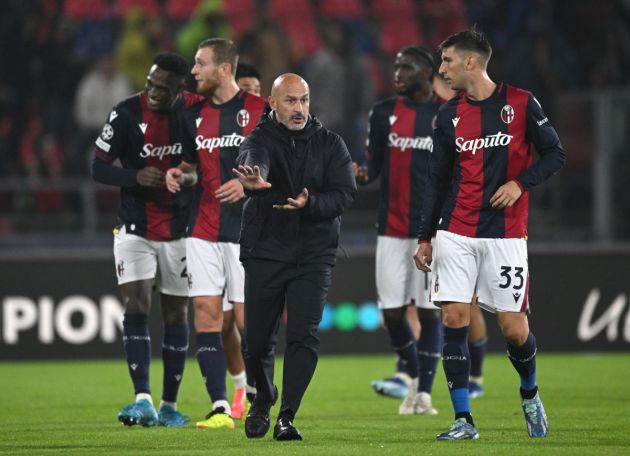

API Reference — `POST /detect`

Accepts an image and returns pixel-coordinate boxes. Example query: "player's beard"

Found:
[196,73,220,96]
[397,80,423,98]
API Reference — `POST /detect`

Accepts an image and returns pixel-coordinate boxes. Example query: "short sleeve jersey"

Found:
[182,90,267,243]
[94,91,203,241]
[365,94,443,238]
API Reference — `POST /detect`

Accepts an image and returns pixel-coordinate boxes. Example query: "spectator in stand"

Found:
[303,22,374,162]
[72,54,132,175]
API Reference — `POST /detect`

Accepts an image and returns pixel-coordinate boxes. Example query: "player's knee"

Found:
[164,307,187,325]
[193,298,222,322]
[502,328,528,347]
[442,309,467,328]
[499,318,529,346]
[123,296,151,316]
[161,297,188,325]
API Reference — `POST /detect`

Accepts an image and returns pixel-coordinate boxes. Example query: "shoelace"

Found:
[447,419,471,434]
[524,402,539,421]
[205,406,227,419]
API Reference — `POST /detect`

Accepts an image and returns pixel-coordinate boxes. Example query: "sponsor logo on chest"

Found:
[455,132,513,155]
[195,133,245,153]
[387,132,433,152]
[140,142,182,160]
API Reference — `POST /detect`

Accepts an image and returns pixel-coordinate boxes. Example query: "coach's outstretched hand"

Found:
[273,188,308,211]
[137,166,165,187]
[232,165,272,191]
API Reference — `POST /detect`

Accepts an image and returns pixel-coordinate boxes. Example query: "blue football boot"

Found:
[118,399,158,427]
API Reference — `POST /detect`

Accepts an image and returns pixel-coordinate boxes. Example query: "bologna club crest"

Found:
[236,109,250,127]
[501,105,515,124]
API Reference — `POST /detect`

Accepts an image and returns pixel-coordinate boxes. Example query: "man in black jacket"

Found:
[233,73,356,441]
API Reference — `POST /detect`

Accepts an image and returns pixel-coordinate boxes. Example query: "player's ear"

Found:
[220,62,232,77]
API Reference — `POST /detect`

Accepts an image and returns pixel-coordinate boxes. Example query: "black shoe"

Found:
[244,386,278,439]
[273,417,302,441]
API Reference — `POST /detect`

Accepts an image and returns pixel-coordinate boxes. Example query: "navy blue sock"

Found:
[122,313,151,395]
[162,323,189,403]
[196,332,227,403]
[468,337,487,378]
[388,321,419,379]
[443,326,471,417]
[507,332,537,396]
[417,316,442,394]
[395,356,406,374]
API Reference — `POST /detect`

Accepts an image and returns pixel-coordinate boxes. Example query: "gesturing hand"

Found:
[413,242,433,272]
[137,166,165,187]
[273,188,309,210]
[490,180,522,209]
[215,178,245,203]
[232,165,272,191]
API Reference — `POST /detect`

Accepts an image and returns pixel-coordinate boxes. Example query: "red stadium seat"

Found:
[371,0,416,18]
[63,0,109,20]
[320,0,364,19]
[114,0,159,18]
[269,0,315,23]
[378,19,423,56]
[421,0,469,47]
[366,55,389,97]
[224,0,255,37]
[165,0,201,22]
[282,19,321,55]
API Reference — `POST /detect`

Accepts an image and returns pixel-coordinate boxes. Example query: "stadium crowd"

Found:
[0,0,628,240]
[1,0,628,177]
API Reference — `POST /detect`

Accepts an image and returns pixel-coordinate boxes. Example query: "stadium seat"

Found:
[420,0,469,48]
[223,0,255,37]
[371,0,416,18]
[165,0,201,22]
[269,0,315,23]
[319,0,363,19]
[366,55,389,97]
[282,19,321,56]
[114,0,159,18]
[378,19,423,56]
[63,0,109,20]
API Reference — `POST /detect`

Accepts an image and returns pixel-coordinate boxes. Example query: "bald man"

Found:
[233,74,357,441]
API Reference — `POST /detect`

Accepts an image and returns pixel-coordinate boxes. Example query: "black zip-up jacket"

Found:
[236,113,357,265]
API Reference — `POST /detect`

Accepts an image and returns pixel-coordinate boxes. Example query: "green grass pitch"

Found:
[1,353,629,455]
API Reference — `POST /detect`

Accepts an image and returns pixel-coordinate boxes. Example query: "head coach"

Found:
[233,73,357,441]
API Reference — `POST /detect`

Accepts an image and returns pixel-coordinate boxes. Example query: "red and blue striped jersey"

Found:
[182,90,267,243]
[418,83,565,240]
[365,94,443,238]
[94,91,202,241]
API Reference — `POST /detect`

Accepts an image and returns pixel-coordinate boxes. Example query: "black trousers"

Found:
[243,258,332,417]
